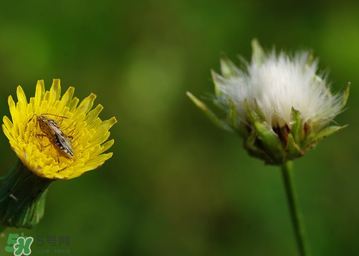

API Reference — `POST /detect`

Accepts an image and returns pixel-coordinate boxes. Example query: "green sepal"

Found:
[341,82,350,108]
[186,92,233,132]
[251,39,265,65]
[211,70,222,97]
[286,134,304,160]
[245,100,285,163]
[290,107,302,145]
[220,53,239,79]
[228,99,237,128]
[244,132,273,163]
[314,125,348,141]
[304,125,348,150]
[0,161,52,229]
[228,99,247,138]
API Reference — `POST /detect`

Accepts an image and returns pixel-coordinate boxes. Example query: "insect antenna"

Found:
[27,114,38,123]
[41,113,69,119]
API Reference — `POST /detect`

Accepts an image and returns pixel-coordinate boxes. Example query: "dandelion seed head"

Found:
[216,50,344,130]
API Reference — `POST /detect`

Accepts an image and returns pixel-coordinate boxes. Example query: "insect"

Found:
[28,114,74,159]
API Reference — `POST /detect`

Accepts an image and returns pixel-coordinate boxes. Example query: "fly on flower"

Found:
[28,113,75,160]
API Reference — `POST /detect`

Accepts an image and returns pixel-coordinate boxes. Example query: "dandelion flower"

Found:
[0,79,116,228]
[3,79,116,179]
[187,40,349,164]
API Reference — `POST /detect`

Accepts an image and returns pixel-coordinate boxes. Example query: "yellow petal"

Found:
[85,104,103,124]
[2,124,13,140]
[75,93,97,115]
[16,86,28,116]
[34,80,45,110]
[68,97,79,112]
[3,116,13,130]
[77,152,113,174]
[87,118,102,130]
[98,139,114,154]
[59,86,75,110]
[89,131,110,146]
[49,79,61,104]
[99,117,117,131]
[8,96,17,122]
[16,86,28,105]
[86,152,113,166]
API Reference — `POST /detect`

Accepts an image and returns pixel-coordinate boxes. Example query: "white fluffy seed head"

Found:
[215,50,345,130]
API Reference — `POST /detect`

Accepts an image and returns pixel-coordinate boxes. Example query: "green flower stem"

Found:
[281,161,311,256]
[0,161,52,229]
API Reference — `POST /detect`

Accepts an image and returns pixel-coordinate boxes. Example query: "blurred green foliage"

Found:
[0,0,358,255]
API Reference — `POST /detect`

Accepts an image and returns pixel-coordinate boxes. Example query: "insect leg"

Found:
[57,167,66,173]
[35,134,51,148]
[66,126,77,137]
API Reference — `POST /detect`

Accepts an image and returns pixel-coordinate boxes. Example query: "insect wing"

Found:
[55,133,74,157]
[47,119,62,133]
[47,119,74,157]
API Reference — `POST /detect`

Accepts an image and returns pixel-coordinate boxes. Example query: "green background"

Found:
[0,1,358,255]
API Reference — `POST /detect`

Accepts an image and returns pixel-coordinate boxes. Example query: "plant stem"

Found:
[281,161,311,256]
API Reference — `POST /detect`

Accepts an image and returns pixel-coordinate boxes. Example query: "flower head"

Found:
[2,79,117,179]
[187,40,349,164]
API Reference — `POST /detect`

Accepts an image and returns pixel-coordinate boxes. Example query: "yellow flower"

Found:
[2,79,117,179]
